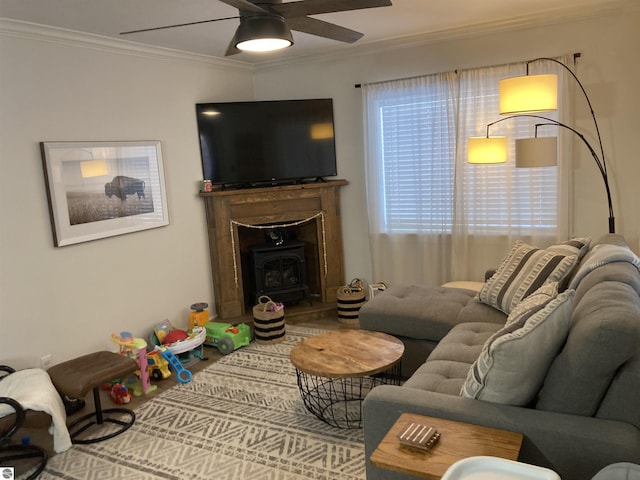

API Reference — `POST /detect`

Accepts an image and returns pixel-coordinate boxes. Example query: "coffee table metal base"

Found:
[295,364,401,429]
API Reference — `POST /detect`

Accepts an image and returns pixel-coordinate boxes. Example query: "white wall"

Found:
[253,6,640,281]
[0,25,255,368]
[2,6,639,369]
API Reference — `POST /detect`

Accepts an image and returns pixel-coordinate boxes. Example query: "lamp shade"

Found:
[515,137,558,168]
[467,137,507,164]
[233,15,293,52]
[499,74,558,114]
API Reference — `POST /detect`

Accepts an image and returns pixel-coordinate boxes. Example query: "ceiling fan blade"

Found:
[271,0,392,18]
[286,16,363,43]
[120,16,238,35]
[218,0,268,14]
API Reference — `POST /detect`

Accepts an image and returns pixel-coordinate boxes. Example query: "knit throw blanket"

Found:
[569,242,640,290]
[0,368,72,453]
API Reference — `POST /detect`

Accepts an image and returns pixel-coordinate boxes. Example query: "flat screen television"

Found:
[196,98,338,187]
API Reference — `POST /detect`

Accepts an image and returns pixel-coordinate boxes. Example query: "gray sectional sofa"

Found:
[360,234,640,480]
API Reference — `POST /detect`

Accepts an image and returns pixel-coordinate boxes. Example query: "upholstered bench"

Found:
[47,351,137,444]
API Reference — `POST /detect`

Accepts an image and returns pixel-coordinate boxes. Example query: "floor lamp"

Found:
[468,56,616,234]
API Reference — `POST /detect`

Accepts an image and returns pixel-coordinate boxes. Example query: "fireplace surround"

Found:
[201,180,347,320]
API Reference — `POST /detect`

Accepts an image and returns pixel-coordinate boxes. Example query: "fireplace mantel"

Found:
[201,180,348,320]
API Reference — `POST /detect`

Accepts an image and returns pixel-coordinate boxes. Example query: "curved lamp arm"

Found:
[534,122,614,233]
[486,114,615,233]
[526,57,607,173]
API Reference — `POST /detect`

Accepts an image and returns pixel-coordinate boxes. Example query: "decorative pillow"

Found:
[547,237,591,290]
[547,237,591,260]
[461,284,574,405]
[478,240,578,314]
[503,282,559,327]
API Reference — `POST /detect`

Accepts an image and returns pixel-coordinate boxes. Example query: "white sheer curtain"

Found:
[363,57,572,286]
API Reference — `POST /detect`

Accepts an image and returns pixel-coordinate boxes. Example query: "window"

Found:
[378,88,455,232]
[364,62,563,235]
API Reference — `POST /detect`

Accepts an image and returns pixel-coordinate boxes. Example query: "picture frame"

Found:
[40,140,169,247]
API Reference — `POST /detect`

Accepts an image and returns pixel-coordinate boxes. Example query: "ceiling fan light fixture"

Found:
[237,37,292,52]
[234,15,293,53]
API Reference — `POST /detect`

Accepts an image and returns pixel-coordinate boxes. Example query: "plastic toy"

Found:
[153,319,174,344]
[152,320,206,356]
[111,332,157,396]
[146,350,171,380]
[108,383,131,405]
[189,302,209,330]
[163,328,188,345]
[157,346,192,384]
[204,322,252,355]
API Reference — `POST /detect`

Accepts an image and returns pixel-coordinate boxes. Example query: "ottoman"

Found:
[47,351,137,444]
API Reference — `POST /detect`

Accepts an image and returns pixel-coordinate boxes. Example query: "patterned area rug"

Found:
[39,326,365,480]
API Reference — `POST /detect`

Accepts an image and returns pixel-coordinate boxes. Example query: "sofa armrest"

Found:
[363,385,640,480]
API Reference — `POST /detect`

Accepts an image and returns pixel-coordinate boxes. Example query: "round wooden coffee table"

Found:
[290,329,404,428]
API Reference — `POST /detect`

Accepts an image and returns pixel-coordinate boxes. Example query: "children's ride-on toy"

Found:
[204,322,251,355]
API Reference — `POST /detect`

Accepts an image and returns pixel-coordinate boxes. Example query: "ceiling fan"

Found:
[121,0,393,56]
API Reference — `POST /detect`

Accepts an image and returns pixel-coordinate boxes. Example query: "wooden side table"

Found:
[290,329,404,428]
[371,413,523,479]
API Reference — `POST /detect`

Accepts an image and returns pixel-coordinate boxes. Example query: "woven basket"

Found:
[252,295,286,344]
[337,279,367,325]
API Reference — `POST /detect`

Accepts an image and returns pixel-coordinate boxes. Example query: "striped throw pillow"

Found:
[548,237,591,259]
[548,237,591,290]
[461,284,574,405]
[478,240,578,314]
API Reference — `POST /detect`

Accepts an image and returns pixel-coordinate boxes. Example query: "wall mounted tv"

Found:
[196,98,338,188]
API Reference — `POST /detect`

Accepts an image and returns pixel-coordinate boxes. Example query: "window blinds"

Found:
[365,61,563,235]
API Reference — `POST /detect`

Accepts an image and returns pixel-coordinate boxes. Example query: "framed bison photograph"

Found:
[40,140,169,247]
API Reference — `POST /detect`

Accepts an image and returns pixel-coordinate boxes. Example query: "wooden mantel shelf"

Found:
[200,179,348,198]
[201,179,348,320]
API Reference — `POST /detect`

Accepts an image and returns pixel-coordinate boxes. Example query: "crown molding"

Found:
[251,0,640,70]
[0,18,254,71]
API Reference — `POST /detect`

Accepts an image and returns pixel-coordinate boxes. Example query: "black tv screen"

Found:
[196,98,337,187]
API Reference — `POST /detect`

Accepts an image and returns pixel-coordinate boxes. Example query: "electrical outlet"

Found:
[40,354,52,369]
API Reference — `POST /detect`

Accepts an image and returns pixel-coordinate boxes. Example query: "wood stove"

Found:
[250,241,310,305]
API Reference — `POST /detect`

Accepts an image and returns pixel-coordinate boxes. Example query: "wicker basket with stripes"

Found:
[252,295,286,344]
[337,278,367,325]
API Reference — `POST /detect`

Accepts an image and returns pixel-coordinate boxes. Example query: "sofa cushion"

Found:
[596,352,640,429]
[537,281,640,416]
[461,284,574,405]
[478,240,578,314]
[359,285,506,344]
[403,322,501,395]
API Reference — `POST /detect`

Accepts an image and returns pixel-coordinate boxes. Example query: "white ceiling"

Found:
[0,0,630,64]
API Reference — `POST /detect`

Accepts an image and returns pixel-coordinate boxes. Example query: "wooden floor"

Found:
[18,316,355,460]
